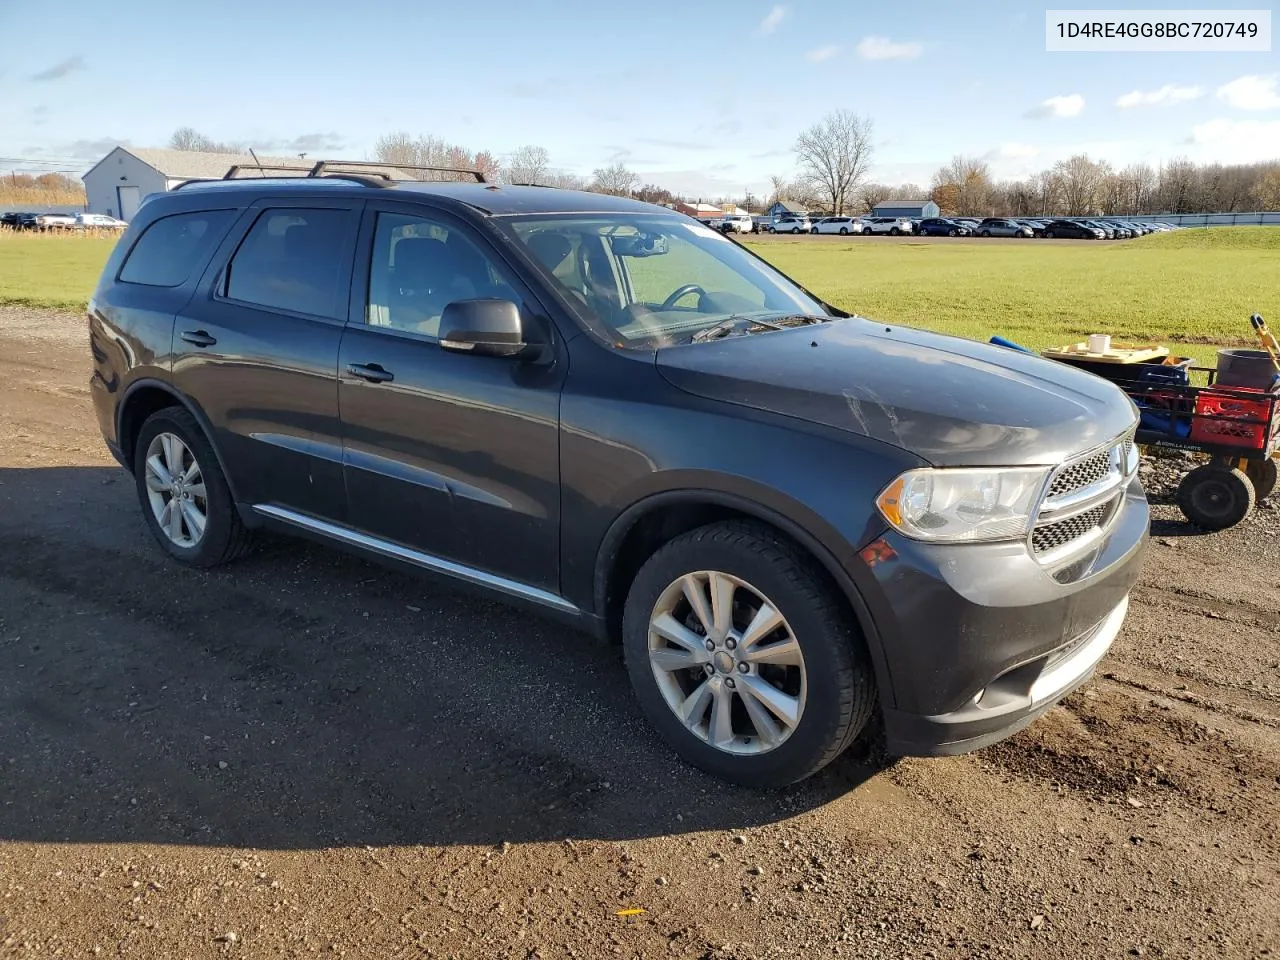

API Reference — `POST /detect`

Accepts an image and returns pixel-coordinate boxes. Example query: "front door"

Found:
[176,198,362,520]
[337,203,564,594]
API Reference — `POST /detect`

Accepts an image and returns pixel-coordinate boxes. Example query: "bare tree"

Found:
[168,127,242,154]
[373,132,486,180]
[857,183,894,213]
[1155,157,1198,213]
[793,110,874,215]
[931,155,994,216]
[1255,168,1280,211]
[544,171,590,191]
[589,162,638,196]
[504,145,551,185]
[1053,155,1112,215]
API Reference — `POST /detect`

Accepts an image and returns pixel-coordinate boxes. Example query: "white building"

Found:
[83,147,300,220]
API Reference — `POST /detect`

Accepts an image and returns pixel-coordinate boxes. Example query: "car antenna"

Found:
[248,148,266,177]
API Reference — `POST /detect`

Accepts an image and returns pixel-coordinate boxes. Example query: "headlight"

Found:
[876,467,1051,543]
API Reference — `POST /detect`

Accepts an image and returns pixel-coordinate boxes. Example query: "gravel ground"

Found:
[1,305,1277,959]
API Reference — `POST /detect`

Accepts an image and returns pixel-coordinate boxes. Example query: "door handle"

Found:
[347,362,395,384]
[180,330,217,347]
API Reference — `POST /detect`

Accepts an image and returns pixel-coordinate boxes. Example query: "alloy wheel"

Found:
[143,432,208,548]
[647,570,806,755]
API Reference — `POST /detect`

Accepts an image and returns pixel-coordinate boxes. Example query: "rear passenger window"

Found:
[118,210,235,287]
[224,208,353,319]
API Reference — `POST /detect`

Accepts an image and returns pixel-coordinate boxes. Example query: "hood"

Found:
[655,319,1137,467]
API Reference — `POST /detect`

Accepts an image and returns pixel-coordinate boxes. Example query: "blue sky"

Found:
[1,0,1277,197]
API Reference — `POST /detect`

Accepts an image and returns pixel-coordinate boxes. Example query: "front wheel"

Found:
[791,227,801,234]
[1176,464,1255,531]
[1045,230,1055,238]
[839,227,848,235]
[810,227,819,234]
[980,230,991,237]
[948,228,958,237]
[133,407,253,567]
[889,227,901,235]
[622,521,876,787]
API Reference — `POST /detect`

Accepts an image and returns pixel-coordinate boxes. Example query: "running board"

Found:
[251,504,579,615]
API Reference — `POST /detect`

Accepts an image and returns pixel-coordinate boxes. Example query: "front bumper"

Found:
[865,478,1149,756]
[883,595,1128,754]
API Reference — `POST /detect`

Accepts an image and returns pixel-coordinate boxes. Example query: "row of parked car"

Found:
[0,211,129,232]
[757,213,1180,239]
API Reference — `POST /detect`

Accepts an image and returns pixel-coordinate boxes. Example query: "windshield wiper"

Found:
[688,315,785,343]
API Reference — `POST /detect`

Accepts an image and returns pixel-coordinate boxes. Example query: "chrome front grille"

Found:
[1031,502,1114,554]
[1048,448,1111,497]
[1030,432,1135,562]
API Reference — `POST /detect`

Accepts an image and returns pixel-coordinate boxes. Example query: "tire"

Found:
[622,520,876,787]
[810,227,819,234]
[980,230,991,237]
[1045,230,1055,239]
[948,229,958,237]
[791,227,801,234]
[1245,458,1278,501]
[132,407,253,567]
[839,227,848,235]
[889,227,900,235]
[1176,464,1255,531]
[768,227,776,234]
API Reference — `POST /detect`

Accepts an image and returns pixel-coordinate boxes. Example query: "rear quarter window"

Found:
[118,210,237,287]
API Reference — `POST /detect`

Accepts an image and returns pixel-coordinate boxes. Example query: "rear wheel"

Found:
[1176,464,1255,531]
[133,407,252,567]
[622,521,876,787]
[839,227,848,235]
[1245,458,1278,501]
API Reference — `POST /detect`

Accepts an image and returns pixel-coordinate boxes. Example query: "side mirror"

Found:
[438,299,531,358]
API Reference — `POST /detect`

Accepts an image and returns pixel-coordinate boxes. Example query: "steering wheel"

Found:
[660,284,708,310]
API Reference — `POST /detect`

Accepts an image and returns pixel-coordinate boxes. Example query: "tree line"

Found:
[164,124,1280,216]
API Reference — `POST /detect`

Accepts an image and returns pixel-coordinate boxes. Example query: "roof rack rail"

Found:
[223,163,392,188]
[309,160,488,183]
[170,158,489,193]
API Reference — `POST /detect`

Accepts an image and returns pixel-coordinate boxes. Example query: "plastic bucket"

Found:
[1216,349,1278,389]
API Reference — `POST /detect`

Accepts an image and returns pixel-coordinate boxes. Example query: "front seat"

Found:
[389,237,477,335]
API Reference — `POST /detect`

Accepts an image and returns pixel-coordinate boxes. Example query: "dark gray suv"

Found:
[88,166,1149,787]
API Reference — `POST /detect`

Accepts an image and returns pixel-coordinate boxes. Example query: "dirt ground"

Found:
[1,305,1276,960]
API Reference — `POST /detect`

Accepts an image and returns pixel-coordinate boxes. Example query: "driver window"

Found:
[367,212,517,337]
[624,231,767,311]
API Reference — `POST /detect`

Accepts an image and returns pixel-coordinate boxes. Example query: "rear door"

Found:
[336,201,565,593]
[175,197,362,519]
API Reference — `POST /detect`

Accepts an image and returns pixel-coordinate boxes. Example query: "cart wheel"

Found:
[1244,458,1278,501]
[1176,464,1256,530]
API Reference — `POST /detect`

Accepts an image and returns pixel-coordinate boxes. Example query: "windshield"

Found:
[501,214,828,348]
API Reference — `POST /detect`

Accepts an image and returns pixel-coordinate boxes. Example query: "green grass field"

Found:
[742,228,1280,367]
[2,227,1277,366]
[0,232,118,311]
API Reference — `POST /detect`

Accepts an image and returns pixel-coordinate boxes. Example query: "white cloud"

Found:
[1216,74,1280,111]
[855,36,923,61]
[1189,117,1280,162]
[758,4,788,34]
[1115,84,1204,108]
[1024,94,1085,119]
[805,45,841,63]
